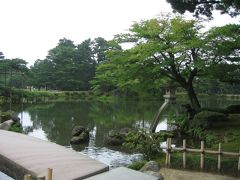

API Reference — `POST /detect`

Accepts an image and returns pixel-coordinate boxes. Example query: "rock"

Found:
[70,126,90,144]
[140,161,164,179]
[11,115,20,123]
[72,126,86,136]
[140,161,160,172]
[104,135,124,146]
[0,120,14,130]
[104,129,128,146]
[70,131,89,144]
[119,128,131,136]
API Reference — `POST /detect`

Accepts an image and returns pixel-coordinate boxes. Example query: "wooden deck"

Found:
[0,130,109,180]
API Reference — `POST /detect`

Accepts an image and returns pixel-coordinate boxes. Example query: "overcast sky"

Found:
[0,0,239,66]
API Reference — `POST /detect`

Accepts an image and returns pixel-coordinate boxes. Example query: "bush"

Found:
[0,112,12,123]
[123,131,164,159]
[9,123,22,133]
[191,111,228,129]
[226,105,240,114]
[128,160,147,170]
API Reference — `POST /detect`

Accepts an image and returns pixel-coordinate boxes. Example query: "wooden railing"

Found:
[162,138,240,172]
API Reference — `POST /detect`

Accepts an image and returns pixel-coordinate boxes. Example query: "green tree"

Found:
[29,37,111,91]
[28,59,54,90]
[167,0,240,18]
[94,16,240,111]
[0,52,4,60]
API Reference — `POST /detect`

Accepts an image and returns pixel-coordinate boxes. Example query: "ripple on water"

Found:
[80,146,143,169]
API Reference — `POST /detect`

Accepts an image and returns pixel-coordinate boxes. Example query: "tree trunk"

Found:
[186,83,201,112]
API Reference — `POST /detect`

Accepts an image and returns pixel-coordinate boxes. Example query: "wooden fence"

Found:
[162,138,240,172]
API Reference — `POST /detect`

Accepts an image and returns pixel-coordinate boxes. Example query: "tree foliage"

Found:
[28,37,118,91]
[93,15,240,111]
[167,0,240,18]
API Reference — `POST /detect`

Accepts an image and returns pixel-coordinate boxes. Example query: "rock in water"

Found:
[104,128,132,146]
[72,126,86,136]
[70,126,90,144]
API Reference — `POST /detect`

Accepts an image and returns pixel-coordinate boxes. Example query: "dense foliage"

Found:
[93,15,240,111]
[167,0,240,18]
[28,37,120,91]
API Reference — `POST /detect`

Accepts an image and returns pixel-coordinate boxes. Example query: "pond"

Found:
[15,99,162,168]
[0,95,239,179]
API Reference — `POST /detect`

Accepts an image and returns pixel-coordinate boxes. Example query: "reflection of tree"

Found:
[9,97,240,149]
[25,101,95,146]
[89,100,160,146]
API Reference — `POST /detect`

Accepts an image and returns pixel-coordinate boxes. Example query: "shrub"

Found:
[128,160,147,170]
[191,111,228,129]
[226,105,240,114]
[0,112,12,123]
[9,123,22,133]
[123,131,164,160]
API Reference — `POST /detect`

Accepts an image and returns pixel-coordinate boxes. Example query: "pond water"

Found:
[0,96,239,179]
[15,99,163,168]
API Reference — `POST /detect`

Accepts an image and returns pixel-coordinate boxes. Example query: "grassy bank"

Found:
[0,89,95,104]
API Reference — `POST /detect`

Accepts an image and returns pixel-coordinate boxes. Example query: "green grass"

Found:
[209,114,240,152]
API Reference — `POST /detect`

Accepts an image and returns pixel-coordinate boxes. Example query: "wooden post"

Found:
[48,168,53,180]
[238,149,240,171]
[168,138,172,167]
[218,143,221,172]
[165,138,169,166]
[200,141,204,171]
[183,139,186,168]
[24,174,31,180]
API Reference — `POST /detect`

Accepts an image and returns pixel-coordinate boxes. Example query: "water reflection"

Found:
[9,97,238,168]
[14,100,161,167]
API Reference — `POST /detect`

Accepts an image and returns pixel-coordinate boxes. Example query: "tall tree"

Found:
[94,16,240,111]
[28,59,54,90]
[0,52,4,60]
[167,0,240,18]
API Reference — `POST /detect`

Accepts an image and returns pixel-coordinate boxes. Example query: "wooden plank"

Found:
[186,148,202,153]
[24,174,31,180]
[165,138,169,166]
[200,141,204,170]
[222,151,239,156]
[218,143,221,172]
[168,138,172,167]
[238,149,240,171]
[183,139,186,169]
[204,150,219,155]
[48,168,53,180]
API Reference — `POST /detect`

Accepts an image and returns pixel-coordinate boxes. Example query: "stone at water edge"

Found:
[11,115,20,124]
[104,128,133,146]
[72,126,86,136]
[0,120,14,130]
[70,132,90,144]
[140,161,160,172]
[140,161,164,179]
[70,126,90,144]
